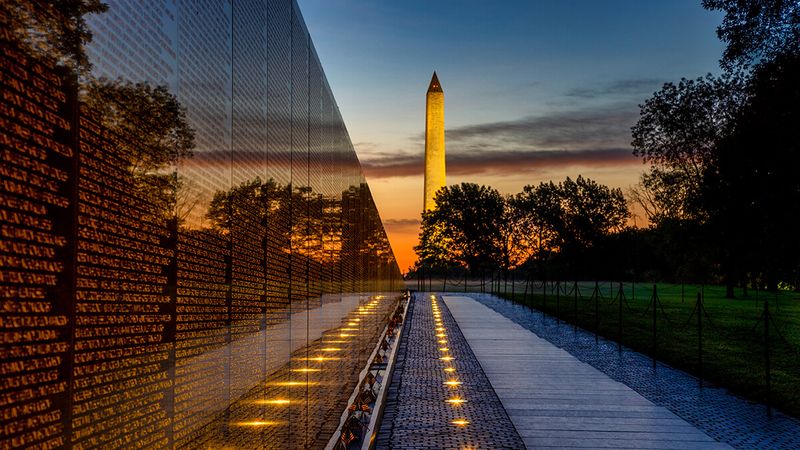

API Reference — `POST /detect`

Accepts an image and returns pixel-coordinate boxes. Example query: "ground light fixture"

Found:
[431,295,471,427]
[255,399,292,405]
[271,381,318,387]
[234,421,282,427]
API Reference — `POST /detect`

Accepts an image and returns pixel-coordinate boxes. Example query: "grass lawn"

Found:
[490,281,800,419]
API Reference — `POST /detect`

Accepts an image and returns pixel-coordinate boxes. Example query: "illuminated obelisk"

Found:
[424,71,445,212]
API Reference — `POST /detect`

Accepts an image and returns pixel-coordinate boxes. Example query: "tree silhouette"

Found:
[703,52,800,293]
[703,0,800,70]
[631,74,746,224]
[514,176,629,256]
[416,183,508,273]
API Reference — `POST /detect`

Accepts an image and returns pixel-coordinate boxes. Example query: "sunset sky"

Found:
[300,0,726,271]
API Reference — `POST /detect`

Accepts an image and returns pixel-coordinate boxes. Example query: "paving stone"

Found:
[375,293,525,449]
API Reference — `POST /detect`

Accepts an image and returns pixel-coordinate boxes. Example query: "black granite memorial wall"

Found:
[0,1,402,448]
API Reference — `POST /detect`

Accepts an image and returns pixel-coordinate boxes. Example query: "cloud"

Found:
[361,147,639,179]
[445,105,638,150]
[563,78,664,100]
[382,218,420,232]
[361,104,643,179]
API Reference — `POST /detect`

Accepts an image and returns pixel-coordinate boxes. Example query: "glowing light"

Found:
[347,322,358,326]
[271,381,317,387]
[339,333,353,338]
[341,328,358,331]
[439,347,449,352]
[321,347,341,352]
[444,367,456,373]
[234,420,280,427]
[436,333,446,338]
[440,356,454,361]
[255,399,292,405]
[443,380,462,386]
[291,368,320,373]
[446,398,467,404]
[299,356,340,362]
[451,419,469,426]
[435,327,445,332]
[438,340,448,344]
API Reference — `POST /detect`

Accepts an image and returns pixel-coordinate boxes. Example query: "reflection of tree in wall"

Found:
[82,79,196,222]
[204,178,396,292]
[206,179,341,263]
[4,0,197,222]
[1,0,108,74]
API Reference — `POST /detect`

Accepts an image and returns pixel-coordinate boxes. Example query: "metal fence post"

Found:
[697,292,703,388]
[594,281,599,344]
[765,301,772,417]
[652,284,657,369]
[573,281,578,332]
[618,282,623,353]
[542,278,547,313]
[556,281,560,325]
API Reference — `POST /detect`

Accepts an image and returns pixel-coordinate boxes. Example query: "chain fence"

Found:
[406,270,800,418]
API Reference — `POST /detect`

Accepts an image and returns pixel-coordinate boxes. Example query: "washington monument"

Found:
[423,71,445,212]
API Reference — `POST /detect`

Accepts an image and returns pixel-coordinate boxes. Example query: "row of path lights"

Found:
[431,295,469,427]
[234,297,383,431]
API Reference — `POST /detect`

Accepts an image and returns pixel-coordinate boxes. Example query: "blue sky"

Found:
[298,0,727,269]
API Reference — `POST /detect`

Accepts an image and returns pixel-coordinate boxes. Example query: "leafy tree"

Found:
[630,74,746,223]
[703,52,800,292]
[415,183,508,273]
[703,0,800,69]
[515,176,629,255]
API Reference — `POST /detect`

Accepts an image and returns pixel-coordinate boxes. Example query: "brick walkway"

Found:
[375,293,524,449]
